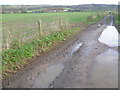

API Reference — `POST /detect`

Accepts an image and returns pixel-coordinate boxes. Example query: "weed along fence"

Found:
[2,18,70,51]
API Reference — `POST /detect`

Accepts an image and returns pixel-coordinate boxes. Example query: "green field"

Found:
[2,12,98,23]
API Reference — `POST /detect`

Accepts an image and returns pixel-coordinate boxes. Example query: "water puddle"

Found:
[71,43,83,53]
[87,49,118,88]
[33,63,64,88]
[98,26,120,47]
[69,43,83,55]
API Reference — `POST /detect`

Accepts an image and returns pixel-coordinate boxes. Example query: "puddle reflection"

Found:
[87,49,118,88]
[33,63,64,88]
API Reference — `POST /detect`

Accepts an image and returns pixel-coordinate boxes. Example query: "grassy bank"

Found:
[115,14,120,25]
[114,13,120,32]
[2,27,80,78]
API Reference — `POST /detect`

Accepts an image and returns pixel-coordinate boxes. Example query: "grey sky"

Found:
[1,0,119,5]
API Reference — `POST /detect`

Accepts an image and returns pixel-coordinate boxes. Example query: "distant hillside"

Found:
[1,4,118,13]
[70,4,118,11]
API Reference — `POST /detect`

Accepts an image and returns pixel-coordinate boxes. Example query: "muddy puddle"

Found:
[33,63,64,88]
[68,42,83,56]
[71,43,83,54]
[32,42,83,88]
[87,49,118,88]
[98,26,120,47]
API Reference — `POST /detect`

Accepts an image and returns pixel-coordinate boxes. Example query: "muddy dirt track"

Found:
[2,16,119,88]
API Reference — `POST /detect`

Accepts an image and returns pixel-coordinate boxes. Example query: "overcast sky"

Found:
[1,0,119,5]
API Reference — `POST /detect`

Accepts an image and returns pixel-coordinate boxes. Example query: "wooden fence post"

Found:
[59,18,63,30]
[6,26,12,49]
[38,20,43,37]
[6,32,10,49]
[6,37,9,49]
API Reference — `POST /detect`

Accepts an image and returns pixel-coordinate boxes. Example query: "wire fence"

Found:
[2,18,70,51]
[2,13,105,51]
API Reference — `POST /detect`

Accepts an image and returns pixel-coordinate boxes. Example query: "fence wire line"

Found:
[2,19,70,50]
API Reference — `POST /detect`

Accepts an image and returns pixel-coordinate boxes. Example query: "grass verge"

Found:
[2,27,80,78]
[114,14,120,32]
